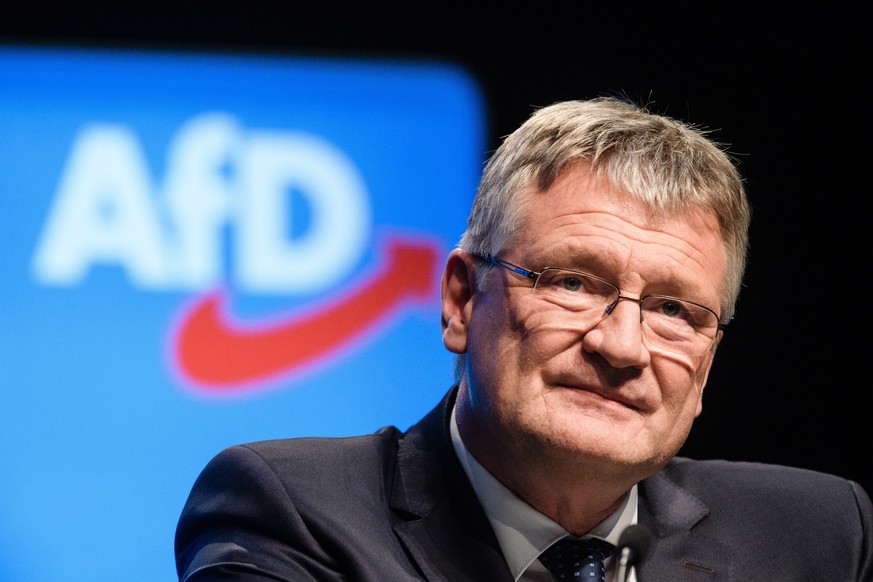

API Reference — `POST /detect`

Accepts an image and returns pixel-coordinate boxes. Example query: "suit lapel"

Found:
[637,467,736,580]
[389,387,514,582]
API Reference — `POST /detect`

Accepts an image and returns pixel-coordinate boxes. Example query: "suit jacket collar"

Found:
[637,467,734,579]
[390,386,514,581]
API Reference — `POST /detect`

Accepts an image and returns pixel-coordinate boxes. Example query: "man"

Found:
[175,97,872,581]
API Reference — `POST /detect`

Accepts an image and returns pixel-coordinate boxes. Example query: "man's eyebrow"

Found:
[551,249,615,272]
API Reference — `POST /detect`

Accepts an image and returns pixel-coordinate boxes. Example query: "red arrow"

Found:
[171,235,442,389]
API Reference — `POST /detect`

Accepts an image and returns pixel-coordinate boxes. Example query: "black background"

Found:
[4,4,870,493]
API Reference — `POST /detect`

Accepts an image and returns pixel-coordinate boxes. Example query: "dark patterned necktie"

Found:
[538,536,615,581]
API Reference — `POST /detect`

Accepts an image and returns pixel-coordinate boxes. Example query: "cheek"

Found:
[465,297,564,407]
[651,353,707,415]
[513,301,587,351]
[470,293,543,357]
[465,294,519,383]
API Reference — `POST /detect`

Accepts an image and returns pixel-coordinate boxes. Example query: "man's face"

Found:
[442,164,726,482]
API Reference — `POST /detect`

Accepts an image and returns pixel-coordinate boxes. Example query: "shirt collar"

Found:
[450,406,638,581]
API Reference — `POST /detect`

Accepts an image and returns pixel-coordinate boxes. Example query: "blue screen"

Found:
[0,44,486,581]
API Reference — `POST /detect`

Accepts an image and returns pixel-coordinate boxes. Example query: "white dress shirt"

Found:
[450,408,639,582]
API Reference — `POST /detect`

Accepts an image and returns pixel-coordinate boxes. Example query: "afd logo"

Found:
[31,113,442,392]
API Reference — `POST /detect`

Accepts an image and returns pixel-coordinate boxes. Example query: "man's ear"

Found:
[441,249,475,355]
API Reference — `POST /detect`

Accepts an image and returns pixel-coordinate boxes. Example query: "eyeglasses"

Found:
[475,255,726,357]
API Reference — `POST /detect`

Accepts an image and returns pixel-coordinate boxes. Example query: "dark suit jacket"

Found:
[175,387,873,581]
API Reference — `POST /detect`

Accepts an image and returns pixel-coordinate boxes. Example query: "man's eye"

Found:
[660,300,685,318]
[561,277,584,292]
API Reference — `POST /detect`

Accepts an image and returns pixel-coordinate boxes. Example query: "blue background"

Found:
[0,45,486,581]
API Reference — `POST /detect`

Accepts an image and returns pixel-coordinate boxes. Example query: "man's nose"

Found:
[581,298,650,368]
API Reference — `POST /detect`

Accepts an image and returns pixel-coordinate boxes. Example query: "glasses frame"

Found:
[474,254,727,342]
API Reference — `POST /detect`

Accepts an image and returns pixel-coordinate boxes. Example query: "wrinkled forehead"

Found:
[515,165,727,289]
[519,163,719,231]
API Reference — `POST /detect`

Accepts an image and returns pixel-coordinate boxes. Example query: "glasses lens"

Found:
[533,268,618,314]
[640,296,719,356]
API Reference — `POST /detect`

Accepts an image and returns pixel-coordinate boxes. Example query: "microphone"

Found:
[615,524,651,582]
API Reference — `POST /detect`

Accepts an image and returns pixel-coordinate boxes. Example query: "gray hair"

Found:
[455,97,751,378]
